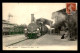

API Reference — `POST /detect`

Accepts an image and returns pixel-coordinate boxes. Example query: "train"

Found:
[24,22,41,39]
[24,22,48,39]
[24,14,48,39]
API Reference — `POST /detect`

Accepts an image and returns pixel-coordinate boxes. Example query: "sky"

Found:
[2,3,66,25]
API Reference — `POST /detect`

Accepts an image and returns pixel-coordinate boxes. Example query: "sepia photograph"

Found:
[2,3,78,50]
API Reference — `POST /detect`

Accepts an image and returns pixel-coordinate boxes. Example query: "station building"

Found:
[2,20,16,35]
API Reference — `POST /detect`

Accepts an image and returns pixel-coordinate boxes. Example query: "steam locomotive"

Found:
[24,22,48,39]
[24,22,41,39]
[24,14,48,39]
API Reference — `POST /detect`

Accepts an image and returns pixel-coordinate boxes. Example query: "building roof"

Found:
[55,8,77,15]
[57,8,66,12]
[2,20,17,26]
[56,8,67,15]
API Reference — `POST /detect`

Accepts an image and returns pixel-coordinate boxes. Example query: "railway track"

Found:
[6,38,27,46]
[6,36,44,46]
[3,34,45,47]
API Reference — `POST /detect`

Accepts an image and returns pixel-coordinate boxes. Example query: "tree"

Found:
[36,18,53,26]
[66,11,78,40]
[53,20,66,34]
[52,8,78,40]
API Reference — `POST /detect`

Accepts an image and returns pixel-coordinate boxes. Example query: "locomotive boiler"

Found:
[25,22,41,39]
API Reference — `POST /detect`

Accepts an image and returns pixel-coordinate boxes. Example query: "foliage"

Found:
[53,11,78,39]
[66,12,78,39]
[9,24,27,35]
[36,18,53,26]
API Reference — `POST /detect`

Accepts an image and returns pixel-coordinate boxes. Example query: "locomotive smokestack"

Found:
[31,14,35,23]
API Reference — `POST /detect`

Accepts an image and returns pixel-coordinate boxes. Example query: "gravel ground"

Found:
[2,34,77,50]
